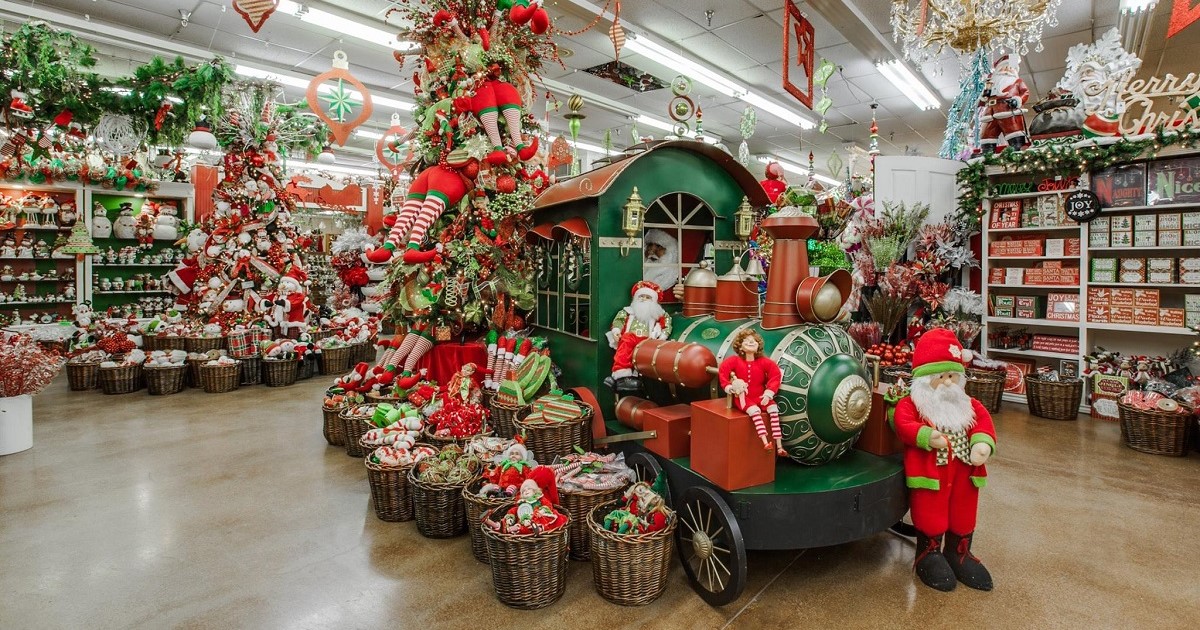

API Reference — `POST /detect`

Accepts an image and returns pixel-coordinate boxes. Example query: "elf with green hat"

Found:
[891,328,998,592]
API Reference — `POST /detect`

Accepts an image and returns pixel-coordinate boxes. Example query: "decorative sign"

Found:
[989,200,1021,229]
[1168,0,1200,38]
[782,0,815,110]
[306,51,374,147]
[1147,156,1200,205]
[232,0,279,33]
[1120,72,1200,135]
[1065,190,1101,223]
[1037,176,1080,192]
[1091,164,1146,207]
[990,181,1036,196]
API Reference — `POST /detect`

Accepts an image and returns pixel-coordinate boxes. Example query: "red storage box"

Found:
[643,404,692,459]
[689,399,775,492]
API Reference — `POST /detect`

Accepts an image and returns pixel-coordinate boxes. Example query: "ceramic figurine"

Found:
[33,240,49,258]
[19,194,41,226]
[112,277,125,291]
[92,203,113,239]
[113,203,137,239]
[16,235,34,258]
[153,203,179,241]
[0,236,15,258]
[58,201,77,227]
[64,285,75,300]
[99,277,112,291]
[39,197,58,228]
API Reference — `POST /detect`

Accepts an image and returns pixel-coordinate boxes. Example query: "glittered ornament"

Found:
[306,51,374,146]
[232,0,279,33]
[375,112,413,173]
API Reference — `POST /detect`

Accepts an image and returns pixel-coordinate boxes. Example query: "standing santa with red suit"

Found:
[605,281,671,391]
[891,328,997,592]
[978,54,1031,153]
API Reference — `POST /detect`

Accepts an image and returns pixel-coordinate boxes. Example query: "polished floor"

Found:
[2,375,1198,629]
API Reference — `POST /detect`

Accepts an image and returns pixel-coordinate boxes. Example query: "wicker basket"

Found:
[1118,401,1193,457]
[66,361,100,391]
[513,406,593,462]
[239,356,262,385]
[184,336,225,354]
[340,411,374,458]
[199,362,240,394]
[966,368,1005,413]
[409,469,471,538]
[144,364,187,396]
[322,404,346,446]
[422,425,492,449]
[157,336,187,352]
[262,358,298,387]
[298,355,317,380]
[463,478,511,564]
[880,366,913,385]
[365,457,419,522]
[1024,376,1083,421]
[353,342,375,364]
[366,391,403,405]
[186,357,206,388]
[98,364,143,395]
[489,398,528,440]
[561,484,628,561]
[587,501,677,606]
[319,346,353,375]
[481,503,570,609]
[141,335,167,352]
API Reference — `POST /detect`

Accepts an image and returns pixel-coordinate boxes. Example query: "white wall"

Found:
[873,155,965,223]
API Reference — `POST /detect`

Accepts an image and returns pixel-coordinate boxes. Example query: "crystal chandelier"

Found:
[890,0,1063,65]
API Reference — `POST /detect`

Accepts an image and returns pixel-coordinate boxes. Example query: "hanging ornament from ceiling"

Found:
[548,135,573,172]
[376,113,413,173]
[232,0,280,34]
[306,51,374,147]
[827,151,844,185]
[813,59,835,134]
[868,103,880,171]
[608,1,625,61]
[94,114,145,155]
[738,106,756,165]
[563,94,587,175]
[667,75,695,137]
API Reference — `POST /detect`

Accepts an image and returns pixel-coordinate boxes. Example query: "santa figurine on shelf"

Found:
[978,54,1031,153]
[759,161,787,204]
[718,329,786,457]
[605,281,671,392]
[891,328,997,593]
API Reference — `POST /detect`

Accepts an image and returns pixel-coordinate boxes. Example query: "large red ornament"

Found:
[306,51,374,147]
[496,175,517,194]
[232,0,279,33]
[375,113,414,173]
[782,0,815,110]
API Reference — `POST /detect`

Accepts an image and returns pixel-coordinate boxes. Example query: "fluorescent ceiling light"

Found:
[1119,0,1157,11]
[233,64,414,112]
[875,60,940,111]
[275,1,416,52]
[741,92,813,129]
[755,155,840,186]
[355,129,385,140]
[636,115,675,133]
[287,159,381,177]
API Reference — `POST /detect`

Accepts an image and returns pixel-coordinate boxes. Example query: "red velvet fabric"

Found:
[416,341,488,386]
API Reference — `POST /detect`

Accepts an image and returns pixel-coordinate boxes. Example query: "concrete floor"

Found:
[2,375,1198,630]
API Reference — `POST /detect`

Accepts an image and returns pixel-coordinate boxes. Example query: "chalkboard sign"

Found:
[1065,190,1100,222]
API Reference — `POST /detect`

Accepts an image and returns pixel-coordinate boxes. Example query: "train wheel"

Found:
[676,486,747,606]
[626,451,671,507]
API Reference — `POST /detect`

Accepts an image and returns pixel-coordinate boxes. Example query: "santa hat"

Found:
[993,54,1019,73]
[911,328,967,379]
[631,280,661,301]
[167,263,198,294]
[765,161,785,180]
[526,466,560,505]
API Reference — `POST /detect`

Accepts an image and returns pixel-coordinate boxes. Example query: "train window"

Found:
[533,240,560,330]
[561,236,590,339]
[642,192,715,302]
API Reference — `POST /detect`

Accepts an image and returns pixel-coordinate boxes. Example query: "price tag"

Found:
[1065,190,1101,223]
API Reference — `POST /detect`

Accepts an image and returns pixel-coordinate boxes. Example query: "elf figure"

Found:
[978,54,1031,153]
[605,281,671,391]
[446,362,483,405]
[364,163,474,265]
[891,328,997,592]
[718,329,786,457]
[487,468,567,535]
[481,441,539,494]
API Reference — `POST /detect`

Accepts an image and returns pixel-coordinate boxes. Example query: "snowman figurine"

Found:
[16,235,34,258]
[153,203,179,241]
[0,236,15,258]
[92,202,113,239]
[113,202,137,239]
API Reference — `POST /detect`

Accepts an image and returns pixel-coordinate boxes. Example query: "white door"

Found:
[873,155,965,223]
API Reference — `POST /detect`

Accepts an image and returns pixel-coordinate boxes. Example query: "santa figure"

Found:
[978,54,1031,153]
[892,328,997,592]
[605,281,671,391]
[759,161,788,204]
[642,229,680,295]
[267,267,309,339]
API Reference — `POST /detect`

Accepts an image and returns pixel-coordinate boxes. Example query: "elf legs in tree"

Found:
[471,79,538,166]
[364,165,472,264]
[507,0,550,34]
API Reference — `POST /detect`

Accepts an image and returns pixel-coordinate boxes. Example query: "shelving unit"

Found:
[0,182,85,325]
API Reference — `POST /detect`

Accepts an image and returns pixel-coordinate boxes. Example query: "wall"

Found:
[873,155,965,223]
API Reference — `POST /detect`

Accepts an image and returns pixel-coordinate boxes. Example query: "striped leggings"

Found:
[746,403,781,441]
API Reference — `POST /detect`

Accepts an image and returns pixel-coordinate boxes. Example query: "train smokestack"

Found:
[760,209,819,329]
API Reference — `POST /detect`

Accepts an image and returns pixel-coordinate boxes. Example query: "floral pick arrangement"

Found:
[0,332,64,397]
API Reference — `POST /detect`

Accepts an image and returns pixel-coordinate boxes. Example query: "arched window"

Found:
[642,192,715,301]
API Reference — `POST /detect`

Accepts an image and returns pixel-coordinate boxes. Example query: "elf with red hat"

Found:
[604,281,671,392]
[891,328,997,592]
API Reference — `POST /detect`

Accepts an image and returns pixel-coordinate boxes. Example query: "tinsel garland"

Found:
[939,51,990,160]
[955,125,1200,231]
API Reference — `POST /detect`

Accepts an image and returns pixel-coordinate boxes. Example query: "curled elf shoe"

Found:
[517,136,539,161]
[914,533,957,592]
[945,532,993,591]
[401,244,441,265]
[363,244,395,264]
[486,149,510,166]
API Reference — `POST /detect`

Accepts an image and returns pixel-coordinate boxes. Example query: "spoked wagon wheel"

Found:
[626,451,671,507]
[676,486,747,606]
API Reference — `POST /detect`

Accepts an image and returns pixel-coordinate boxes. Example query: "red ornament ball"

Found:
[495,175,516,194]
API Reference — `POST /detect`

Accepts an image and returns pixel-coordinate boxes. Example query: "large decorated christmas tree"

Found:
[365,0,553,369]
[165,81,326,333]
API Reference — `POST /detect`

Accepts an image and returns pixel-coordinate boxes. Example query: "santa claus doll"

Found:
[266,267,309,339]
[759,161,788,204]
[605,281,671,392]
[718,329,787,457]
[892,328,997,592]
[978,54,1031,153]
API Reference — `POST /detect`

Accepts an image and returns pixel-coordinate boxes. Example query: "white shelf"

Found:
[990,187,1084,200]
[1086,282,1199,288]
[0,300,73,307]
[1098,204,1200,212]
[94,263,174,268]
[1086,322,1195,335]
[0,225,69,231]
[988,225,1080,233]
[988,347,1078,360]
[989,283,1079,290]
[0,278,71,283]
[987,316,1081,329]
[92,290,171,295]
[1089,246,1200,252]
[989,255,1080,261]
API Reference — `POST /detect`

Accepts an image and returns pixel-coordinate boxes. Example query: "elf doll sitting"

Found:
[479,441,539,498]
[718,329,786,456]
[892,328,997,592]
[604,479,670,534]
[486,468,567,535]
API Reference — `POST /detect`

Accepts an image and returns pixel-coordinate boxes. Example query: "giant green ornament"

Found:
[673,316,871,465]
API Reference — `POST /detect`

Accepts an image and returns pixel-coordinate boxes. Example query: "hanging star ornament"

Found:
[306,51,373,146]
[322,80,361,123]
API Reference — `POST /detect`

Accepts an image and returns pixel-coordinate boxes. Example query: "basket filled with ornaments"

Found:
[198,356,240,394]
[359,403,425,460]
[261,339,300,387]
[588,477,676,606]
[1118,389,1196,457]
[548,451,636,562]
[408,443,483,539]
[321,388,362,447]
[965,356,1008,413]
[465,439,540,564]
[98,350,146,395]
[480,468,572,610]
[66,349,107,391]
[143,350,188,396]
[184,323,227,354]
[361,405,437,522]
[339,403,381,459]
[1024,366,1084,421]
[317,337,354,375]
[514,390,594,462]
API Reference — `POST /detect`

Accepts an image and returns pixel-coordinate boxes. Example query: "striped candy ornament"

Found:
[232,0,280,33]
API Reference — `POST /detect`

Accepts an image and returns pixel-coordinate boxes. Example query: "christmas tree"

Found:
[365,0,552,371]
[165,81,326,334]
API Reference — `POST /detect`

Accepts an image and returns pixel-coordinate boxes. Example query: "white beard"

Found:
[630,300,665,329]
[992,70,1018,92]
[910,374,976,433]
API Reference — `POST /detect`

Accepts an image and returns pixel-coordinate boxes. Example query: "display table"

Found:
[415,341,487,385]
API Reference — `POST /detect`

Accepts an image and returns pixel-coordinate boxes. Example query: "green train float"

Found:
[530,140,906,606]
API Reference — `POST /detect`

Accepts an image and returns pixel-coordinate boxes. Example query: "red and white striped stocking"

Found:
[380,197,424,252]
[502,108,523,146]
[480,111,503,148]
[405,196,447,248]
[766,404,781,440]
[403,335,434,372]
[391,332,420,368]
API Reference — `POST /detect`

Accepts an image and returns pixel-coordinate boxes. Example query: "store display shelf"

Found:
[1098,204,1200,212]
[986,316,1080,329]
[988,255,1080,261]
[988,283,1079,290]
[1086,282,1198,288]
[990,188,1083,200]
[1086,322,1195,335]
[92,290,171,295]
[0,225,70,231]
[94,263,174,268]
[1088,246,1200,252]
[0,257,73,261]
[0,278,72,283]
[0,300,73,307]
[987,347,1078,360]
[989,225,1080,233]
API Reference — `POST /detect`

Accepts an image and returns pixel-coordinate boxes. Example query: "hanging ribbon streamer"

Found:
[738,106,756,165]
[609,1,625,62]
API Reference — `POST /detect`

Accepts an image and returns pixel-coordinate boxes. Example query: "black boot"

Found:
[914,532,957,592]
[945,532,993,591]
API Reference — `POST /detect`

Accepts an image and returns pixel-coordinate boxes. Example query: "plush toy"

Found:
[978,54,1030,153]
[504,0,550,34]
[718,329,786,456]
[363,163,473,264]
[486,467,567,535]
[605,281,671,391]
[480,441,538,494]
[891,329,996,592]
[759,161,787,204]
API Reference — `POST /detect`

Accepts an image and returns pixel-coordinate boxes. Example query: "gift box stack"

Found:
[991,295,1044,319]
[1088,212,1200,248]
[989,236,1044,257]
[1025,260,1081,286]
[1085,288,1187,327]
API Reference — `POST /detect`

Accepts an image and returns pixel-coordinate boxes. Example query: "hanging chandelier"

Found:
[890,0,1063,65]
